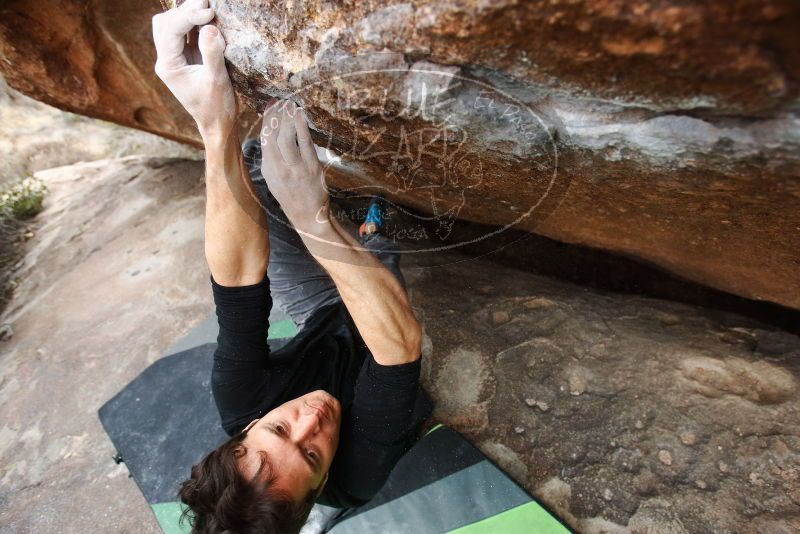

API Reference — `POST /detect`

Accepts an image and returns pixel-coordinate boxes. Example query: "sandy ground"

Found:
[0,157,207,533]
[0,83,204,533]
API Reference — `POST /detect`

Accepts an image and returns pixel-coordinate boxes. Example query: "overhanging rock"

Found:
[1,0,798,308]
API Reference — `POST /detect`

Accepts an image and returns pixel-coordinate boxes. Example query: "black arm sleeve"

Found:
[210,272,274,435]
[322,356,425,506]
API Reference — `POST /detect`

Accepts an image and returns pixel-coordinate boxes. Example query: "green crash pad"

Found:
[99,312,571,533]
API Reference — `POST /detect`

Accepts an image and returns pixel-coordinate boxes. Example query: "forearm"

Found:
[202,127,269,287]
[152,1,266,283]
[251,99,421,361]
[299,215,422,366]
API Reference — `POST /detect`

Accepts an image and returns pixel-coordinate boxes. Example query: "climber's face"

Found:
[238,390,341,501]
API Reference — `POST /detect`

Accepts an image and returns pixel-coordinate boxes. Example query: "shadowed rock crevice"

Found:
[331,196,800,335]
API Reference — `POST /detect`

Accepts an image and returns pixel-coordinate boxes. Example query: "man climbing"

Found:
[152,0,432,532]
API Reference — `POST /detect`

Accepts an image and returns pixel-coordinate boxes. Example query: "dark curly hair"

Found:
[178,430,316,533]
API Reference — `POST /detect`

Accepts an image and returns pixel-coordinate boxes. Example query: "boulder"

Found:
[0,0,798,308]
[0,0,198,145]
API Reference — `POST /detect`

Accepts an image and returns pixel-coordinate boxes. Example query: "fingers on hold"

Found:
[265,100,285,130]
[277,102,302,164]
[260,102,283,162]
[295,108,319,165]
[162,1,212,37]
[188,8,215,27]
[151,12,171,37]
[198,24,225,65]
[279,101,298,136]
[199,23,221,40]
[180,0,208,10]
[260,103,281,141]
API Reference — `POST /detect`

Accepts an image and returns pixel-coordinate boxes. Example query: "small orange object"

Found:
[359,222,378,237]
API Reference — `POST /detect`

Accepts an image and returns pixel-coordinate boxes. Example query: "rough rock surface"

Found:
[0,1,199,146]
[1,0,799,310]
[0,1,258,148]
[214,0,800,312]
[1,153,798,533]
[411,258,800,533]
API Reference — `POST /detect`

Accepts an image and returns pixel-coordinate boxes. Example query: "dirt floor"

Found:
[0,78,199,190]
[0,84,203,533]
[0,89,798,533]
